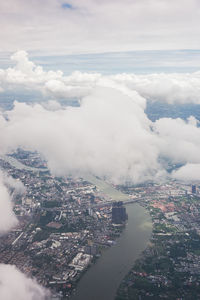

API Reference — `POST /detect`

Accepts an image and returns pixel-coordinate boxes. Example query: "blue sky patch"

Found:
[62,3,74,10]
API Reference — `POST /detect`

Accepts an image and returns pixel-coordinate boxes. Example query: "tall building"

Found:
[192,185,197,194]
[84,244,98,256]
[112,201,127,224]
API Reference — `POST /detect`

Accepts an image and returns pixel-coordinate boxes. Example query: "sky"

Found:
[1,0,200,58]
[1,0,200,73]
[1,50,200,75]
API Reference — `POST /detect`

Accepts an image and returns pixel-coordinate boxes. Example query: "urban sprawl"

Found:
[1,149,200,299]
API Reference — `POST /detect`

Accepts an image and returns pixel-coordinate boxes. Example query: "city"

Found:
[1,149,200,299]
[0,150,128,298]
[116,183,200,299]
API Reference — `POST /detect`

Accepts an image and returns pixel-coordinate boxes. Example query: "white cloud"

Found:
[1,51,200,186]
[154,117,200,165]
[1,51,200,184]
[0,86,164,184]
[41,99,62,111]
[0,172,18,234]
[0,50,63,89]
[3,174,26,195]
[2,51,200,105]
[0,51,100,100]
[0,264,49,300]
[172,164,200,182]
[44,79,92,99]
[110,72,200,104]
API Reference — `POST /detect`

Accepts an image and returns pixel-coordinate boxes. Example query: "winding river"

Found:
[71,177,152,300]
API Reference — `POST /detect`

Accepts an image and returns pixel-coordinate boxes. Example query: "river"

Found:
[71,178,152,300]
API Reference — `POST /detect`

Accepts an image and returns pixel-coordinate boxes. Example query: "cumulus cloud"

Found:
[41,100,63,111]
[172,163,200,182]
[44,78,92,99]
[0,86,163,184]
[0,51,63,95]
[1,51,200,183]
[1,51,200,105]
[110,72,200,104]
[11,52,62,83]
[0,172,18,234]
[153,116,200,165]
[0,264,49,300]
[0,51,100,100]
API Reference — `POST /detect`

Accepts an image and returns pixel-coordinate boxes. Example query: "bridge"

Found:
[91,198,139,208]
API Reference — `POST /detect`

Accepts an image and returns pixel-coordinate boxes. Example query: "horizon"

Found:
[1,49,200,74]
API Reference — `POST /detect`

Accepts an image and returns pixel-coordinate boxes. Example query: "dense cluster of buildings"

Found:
[116,181,200,299]
[0,150,125,298]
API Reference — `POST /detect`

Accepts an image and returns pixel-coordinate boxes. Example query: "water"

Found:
[2,155,47,172]
[71,203,152,300]
[84,175,129,201]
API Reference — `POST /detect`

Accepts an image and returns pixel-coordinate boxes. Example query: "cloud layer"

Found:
[1,83,200,184]
[1,0,200,54]
[111,72,200,105]
[1,51,200,184]
[0,87,162,184]
[154,116,200,182]
[172,164,200,182]
[1,51,200,105]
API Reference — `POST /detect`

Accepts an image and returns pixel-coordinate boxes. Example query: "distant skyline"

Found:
[1,0,200,56]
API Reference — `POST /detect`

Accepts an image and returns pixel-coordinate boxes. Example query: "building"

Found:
[84,244,98,256]
[192,185,197,194]
[112,201,127,224]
